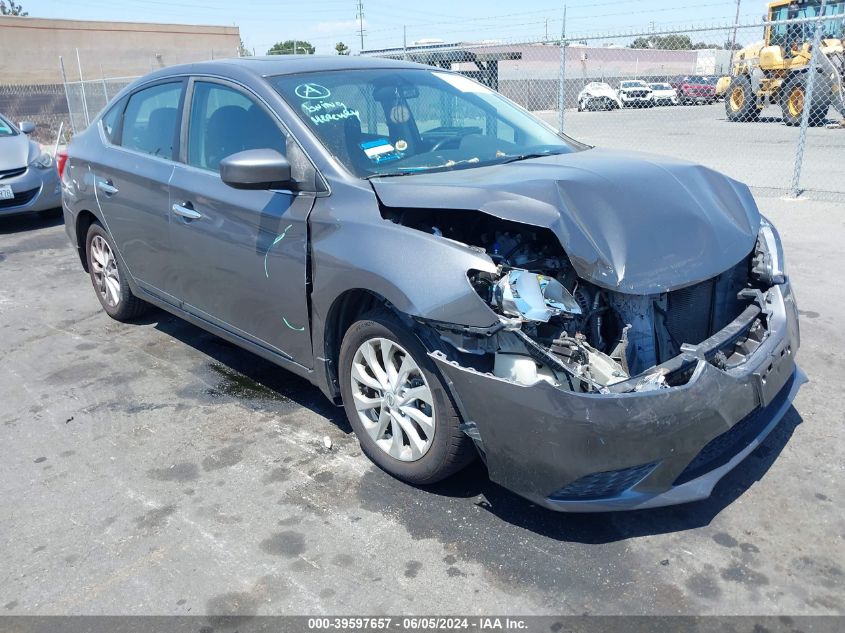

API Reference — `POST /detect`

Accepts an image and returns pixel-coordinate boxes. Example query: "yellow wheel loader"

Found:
[717,0,845,125]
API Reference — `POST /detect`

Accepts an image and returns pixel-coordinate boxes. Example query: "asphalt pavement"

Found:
[0,194,843,617]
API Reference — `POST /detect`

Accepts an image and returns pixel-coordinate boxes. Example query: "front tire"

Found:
[725,75,759,122]
[339,310,475,485]
[85,222,151,321]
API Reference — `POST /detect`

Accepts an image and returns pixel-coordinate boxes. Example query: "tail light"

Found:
[56,150,69,180]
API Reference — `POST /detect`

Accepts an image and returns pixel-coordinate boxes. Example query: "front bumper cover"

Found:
[0,166,62,216]
[432,281,803,512]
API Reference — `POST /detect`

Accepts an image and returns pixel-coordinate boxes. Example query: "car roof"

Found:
[137,55,431,84]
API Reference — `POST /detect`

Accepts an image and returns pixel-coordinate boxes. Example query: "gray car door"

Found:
[91,80,184,302]
[168,79,316,365]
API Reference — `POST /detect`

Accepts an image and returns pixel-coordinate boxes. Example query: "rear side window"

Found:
[119,82,182,159]
[100,97,126,144]
[187,82,287,172]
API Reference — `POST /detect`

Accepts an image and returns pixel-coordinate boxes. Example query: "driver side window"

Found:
[187,82,287,172]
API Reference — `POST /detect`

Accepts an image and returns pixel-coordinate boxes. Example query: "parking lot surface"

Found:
[0,195,843,617]
[540,103,845,196]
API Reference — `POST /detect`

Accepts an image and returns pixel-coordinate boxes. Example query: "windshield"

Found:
[621,81,647,88]
[650,83,671,89]
[0,114,16,137]
[771,0,845,43]
[270,68,584,178]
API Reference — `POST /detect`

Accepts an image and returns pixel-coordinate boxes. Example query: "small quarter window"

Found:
[100,97,126,144]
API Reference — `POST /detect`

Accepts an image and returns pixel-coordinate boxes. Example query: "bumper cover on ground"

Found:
[432,282,803,511]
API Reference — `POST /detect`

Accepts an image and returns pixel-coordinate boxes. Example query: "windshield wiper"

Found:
[498,151,563,165]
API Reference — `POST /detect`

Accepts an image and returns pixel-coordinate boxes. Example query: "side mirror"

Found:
[19,121,36,135]
[219,149,295,190]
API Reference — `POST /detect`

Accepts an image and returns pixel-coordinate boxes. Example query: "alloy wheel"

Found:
[350,337,435,462]
[90,235,121,307]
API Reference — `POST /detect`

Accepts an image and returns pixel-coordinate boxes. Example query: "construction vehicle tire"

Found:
[781,74,831,127]
[725,76,758,122]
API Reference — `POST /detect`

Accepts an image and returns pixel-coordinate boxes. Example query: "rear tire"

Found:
[85,222,151,322]
[725,75,759,122]
[780,74,830,127]
[339,310,476,485]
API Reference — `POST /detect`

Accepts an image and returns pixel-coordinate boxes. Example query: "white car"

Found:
[648,82,679,106]
[577,82,622,111]
[617,80,654,108]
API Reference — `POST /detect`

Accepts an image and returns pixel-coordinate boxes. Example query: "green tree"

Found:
[630,34,694,50]
[238,38,252,57]
[335,41,350,56]
[0,1,28,15]
[631,34,727,50]
[267,40,315,55]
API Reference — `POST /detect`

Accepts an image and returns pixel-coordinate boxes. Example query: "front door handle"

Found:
[172,202,202,220]
[96,180,119,196]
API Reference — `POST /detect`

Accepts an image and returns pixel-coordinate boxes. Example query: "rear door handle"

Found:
[96,180,118,196]
[172,202,202,220]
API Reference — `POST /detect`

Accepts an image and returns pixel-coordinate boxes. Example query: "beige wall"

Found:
[0,16,240,85]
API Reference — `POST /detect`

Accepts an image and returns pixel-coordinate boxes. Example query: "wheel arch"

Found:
[74,209,102,272]
[319,288,403,401]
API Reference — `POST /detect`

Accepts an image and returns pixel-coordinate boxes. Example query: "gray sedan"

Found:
[61,56,802,512]
[0,114,62,216]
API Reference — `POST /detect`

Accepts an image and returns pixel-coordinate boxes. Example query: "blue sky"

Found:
[27,0,768,54]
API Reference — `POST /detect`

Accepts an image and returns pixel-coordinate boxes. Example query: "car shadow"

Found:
[142,310,350,430]
[0,208,63,235]
[133,308,802,542]
[419,406,803,543]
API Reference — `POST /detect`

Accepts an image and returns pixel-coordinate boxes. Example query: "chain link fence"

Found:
[54,16,844,199]
[363,15,845,198]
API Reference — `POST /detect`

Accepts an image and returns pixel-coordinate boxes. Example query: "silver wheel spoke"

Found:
[394,354,414,388]
[381,340,398,388]
[362,342,390,389]
[398,405,434,438]
[387,415,406,459]
[104,276,120,305]
[392,411,426,459]
[368,406,391,443]
[399,385,432,407]
[352,391,382,411]
[351,361,382,392]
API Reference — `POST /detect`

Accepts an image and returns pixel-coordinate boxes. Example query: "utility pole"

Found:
[729,0,742,67]
[356,0,366,51]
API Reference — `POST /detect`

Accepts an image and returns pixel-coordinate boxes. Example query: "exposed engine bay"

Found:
[382,206,772,394]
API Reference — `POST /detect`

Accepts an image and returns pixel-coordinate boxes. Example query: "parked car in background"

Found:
[577,82,622,111]
[61,56,802,512]
[0,114,61,217]
[703,76,723,101]
[648,82,679,106]
[617,80,654,107]
[671,75,717,105]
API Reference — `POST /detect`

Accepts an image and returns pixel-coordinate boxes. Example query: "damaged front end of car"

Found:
[381,202,803,511]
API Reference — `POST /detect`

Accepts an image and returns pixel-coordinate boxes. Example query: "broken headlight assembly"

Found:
[751,219,785,286]
[492,270,582,322]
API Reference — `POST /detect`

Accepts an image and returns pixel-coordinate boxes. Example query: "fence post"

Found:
[557,4,567,133]
[75,48,90,128]
[789,3,827,198]
[59,56,76,135]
